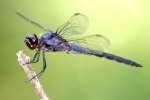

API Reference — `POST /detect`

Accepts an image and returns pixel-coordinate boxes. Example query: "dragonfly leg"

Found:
[29,51,46,81]
[26,51,40,64]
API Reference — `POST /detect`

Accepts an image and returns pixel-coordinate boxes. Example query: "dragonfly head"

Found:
[25,34,38,50]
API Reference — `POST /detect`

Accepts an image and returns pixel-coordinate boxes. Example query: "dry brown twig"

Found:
[16,50,50,100]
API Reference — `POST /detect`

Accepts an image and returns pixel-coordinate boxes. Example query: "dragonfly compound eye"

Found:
[24,34,38,50]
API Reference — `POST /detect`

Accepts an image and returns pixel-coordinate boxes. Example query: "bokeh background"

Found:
[0,0,149,100]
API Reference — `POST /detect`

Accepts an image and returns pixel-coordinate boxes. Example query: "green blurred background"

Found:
[0,0,149,100]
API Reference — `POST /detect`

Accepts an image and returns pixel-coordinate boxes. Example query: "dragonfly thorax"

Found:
[39,32,70,52]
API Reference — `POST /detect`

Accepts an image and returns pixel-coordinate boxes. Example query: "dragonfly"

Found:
[16,12,143,80]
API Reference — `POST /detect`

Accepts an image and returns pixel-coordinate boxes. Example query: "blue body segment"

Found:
[41,32,60,46]
[41,32,53,40]
[40,32,69,51]
[70,43,142,67]
[94,52,142,67]
[69,43,91,54]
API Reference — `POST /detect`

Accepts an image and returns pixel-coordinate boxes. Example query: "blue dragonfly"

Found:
[16,12,143,80]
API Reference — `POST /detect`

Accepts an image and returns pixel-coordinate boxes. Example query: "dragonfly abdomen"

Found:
[70,43,142,67]
[93,52,143,67]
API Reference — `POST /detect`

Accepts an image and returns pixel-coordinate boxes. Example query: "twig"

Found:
[16,51,50,100]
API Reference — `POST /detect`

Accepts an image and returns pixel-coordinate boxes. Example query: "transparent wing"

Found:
[16,11,52,32]
[68,34,110,52]
[56,13,89,38]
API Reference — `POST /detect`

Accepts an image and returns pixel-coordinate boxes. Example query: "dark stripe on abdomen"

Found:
[93,52,142,67]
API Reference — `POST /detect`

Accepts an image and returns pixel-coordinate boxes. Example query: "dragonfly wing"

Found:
[16,12,52,32]
[56,13,89,38]
[68,34,110,52]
